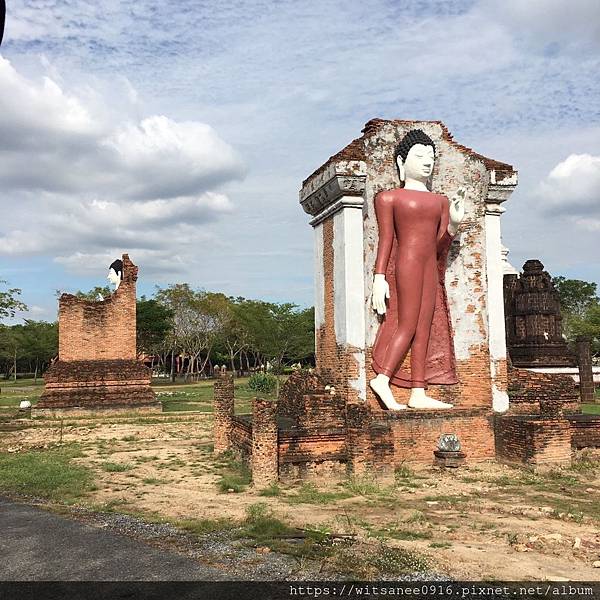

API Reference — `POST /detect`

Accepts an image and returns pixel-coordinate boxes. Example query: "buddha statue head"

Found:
[107,259,123,290]
[394,129,436,188]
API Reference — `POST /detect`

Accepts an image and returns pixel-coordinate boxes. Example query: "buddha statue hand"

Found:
[372,273,390,315]
[448,186,466,236]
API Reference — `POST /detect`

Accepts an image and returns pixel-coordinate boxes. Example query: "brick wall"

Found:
[576,337,596,404]
[213,374,234,454]
[507,363,580,413]
[59,254,137,361]
[252,398,278,487]
[495,415,572,466]
[567,415,600,449]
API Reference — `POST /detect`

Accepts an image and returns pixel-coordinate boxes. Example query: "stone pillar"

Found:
[576,337,595,403]
[301,172,367,403]
[213,374,234,454]
[485,176,517,413]
[346,403,372,475]
[252,398,278,486]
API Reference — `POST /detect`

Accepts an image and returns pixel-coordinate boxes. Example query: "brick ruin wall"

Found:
[58,260,137,361]
[507,363,580,414]
[347,404,494,476]
[41,359,156,410]
[494,415,572,466]
[37,254,158,413]
[277,370,348,478]
[568,415,600,449]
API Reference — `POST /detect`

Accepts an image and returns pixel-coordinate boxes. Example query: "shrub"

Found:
[248,372,278,394]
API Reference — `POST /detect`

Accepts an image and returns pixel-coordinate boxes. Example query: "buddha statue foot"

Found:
[408,396,453,409]
[370,376,407,411]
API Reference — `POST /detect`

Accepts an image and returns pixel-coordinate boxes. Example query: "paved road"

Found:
[0,497,227,581]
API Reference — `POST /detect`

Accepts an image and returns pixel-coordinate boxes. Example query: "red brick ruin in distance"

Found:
[35,254,160,416]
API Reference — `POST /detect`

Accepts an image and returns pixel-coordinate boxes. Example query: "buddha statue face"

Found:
[399,144,435,182]
[394,129,436,186]
[107,259,123,289]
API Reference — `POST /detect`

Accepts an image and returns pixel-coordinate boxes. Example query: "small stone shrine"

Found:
[504,259,575,368]
[35,254,160,416]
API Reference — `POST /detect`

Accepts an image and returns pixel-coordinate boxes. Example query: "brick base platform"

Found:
[217,372,498,484]
[347,406,494,477]
[34,359,160,416]
[216,370,599,483]
[567,414,600,450]
[494,414,572,467]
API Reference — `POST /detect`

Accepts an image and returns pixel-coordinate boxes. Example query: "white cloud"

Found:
[478,0,600,50]
[0,56,244,276]
[1,0,600,305]
[538,154,600,221]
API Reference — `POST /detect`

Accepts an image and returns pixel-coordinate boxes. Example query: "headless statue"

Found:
[107,259,123,290]
[370,130,465,411]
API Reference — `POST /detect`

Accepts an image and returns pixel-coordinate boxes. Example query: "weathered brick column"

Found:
[213,374,234,454]
[252,398,278,486]
[346,403,372,475]
[576,337,595,403]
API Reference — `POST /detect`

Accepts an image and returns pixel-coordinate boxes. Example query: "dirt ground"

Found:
[2,414,600,581]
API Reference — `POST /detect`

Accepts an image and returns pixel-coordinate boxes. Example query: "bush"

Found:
[248,372,277,394]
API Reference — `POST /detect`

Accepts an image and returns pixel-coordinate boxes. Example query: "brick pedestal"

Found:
[577,337,595,404]
[213,374,234,454]
[346,403,372,475]
[252,398,278,487]
[495,415,572,467]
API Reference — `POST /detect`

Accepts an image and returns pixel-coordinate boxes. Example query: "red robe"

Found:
[371,225,459,388]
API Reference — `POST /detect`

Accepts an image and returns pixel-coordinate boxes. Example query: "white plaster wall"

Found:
[333,205,366,349]
[485,208,510,412]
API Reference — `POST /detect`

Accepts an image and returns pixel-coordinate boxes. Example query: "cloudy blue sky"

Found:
[1,0,599,322]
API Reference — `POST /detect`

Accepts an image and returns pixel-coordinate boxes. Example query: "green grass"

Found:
[343,476,385,497]
[582,403,600,415]
[238,502,297,542]
[101,462,134,473]
[154,376,280,413]
[177,517,236,535]
[285,482,353,505]
[258,483,282,497]
[0,444,94,502]
[429,541,452,549]
[383,528,432,541]
[141,477,168,485]
[214,451,252,493]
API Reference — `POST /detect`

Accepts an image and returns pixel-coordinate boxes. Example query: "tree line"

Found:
[1,275,598,381]
[0,282,315,380]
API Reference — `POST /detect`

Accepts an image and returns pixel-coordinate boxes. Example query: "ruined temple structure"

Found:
[504,259,575,368]
[35,254,160,416]
[218,119,599,483]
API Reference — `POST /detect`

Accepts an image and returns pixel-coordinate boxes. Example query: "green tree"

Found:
[154,285,223,380]
[20,320,58,382]
[136,297,173,359]
[552,276,599,317]
[552,276,600,355]
[0,281,27,321]
[74,286,112,301]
